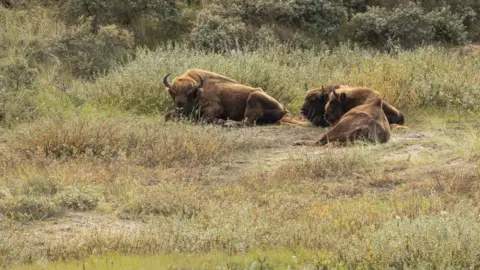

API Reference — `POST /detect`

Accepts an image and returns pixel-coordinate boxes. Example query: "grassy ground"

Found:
[1,110,480,269]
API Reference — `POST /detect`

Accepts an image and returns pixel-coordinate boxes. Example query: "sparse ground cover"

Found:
[1,111,480,269]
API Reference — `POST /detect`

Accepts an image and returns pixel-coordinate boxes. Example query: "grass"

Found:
[1,116,480,268]
[2,5,480,269]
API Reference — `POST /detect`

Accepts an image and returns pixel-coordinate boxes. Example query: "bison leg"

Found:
[200,104,243,127]
[293,139,326,146]
[382,101,405,125]
[244,92,286,125]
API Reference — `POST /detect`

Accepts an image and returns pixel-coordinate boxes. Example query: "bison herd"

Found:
[163,69,406,146]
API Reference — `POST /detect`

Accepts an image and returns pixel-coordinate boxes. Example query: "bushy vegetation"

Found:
[3,0,480,51]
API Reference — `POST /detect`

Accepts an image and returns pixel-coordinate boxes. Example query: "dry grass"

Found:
[1,116,480,268]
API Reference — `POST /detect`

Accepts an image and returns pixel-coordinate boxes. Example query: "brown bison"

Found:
[163,69,303,126]
[295,93,391,146]
[300,85,404,127]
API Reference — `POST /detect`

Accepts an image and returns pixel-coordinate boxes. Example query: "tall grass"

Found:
[83,45,480,115]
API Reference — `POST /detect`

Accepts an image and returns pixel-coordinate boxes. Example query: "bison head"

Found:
[163,73,204,116]
[324,89,348,126]
[300,85,336,127]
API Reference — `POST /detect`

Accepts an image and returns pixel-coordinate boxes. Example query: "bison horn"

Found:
[304,83,309,92]
[333,89,340,99]
[163,74,172,88]
[196,74,204,89]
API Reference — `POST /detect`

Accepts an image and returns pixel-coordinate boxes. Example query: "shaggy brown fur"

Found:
[295,96,391,146]
[300,85,404,127]
[164,69,305,126]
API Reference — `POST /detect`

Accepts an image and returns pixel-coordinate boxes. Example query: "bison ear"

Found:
[315,92,325,100]
[165,87,173,96]
[339,93,347,103]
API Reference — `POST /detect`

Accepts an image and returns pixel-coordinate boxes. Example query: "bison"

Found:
[295,92,391,146]
[300,85,404,127]
[163,69,304,126]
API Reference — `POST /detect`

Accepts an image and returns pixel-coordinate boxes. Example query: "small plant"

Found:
[55,186,101,211]
[0,195,63,221]
[44,22,134,79]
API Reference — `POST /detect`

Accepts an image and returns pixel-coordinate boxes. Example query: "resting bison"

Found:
[301,85,404,127]
[295,93,391,146]
[163,69,302,126]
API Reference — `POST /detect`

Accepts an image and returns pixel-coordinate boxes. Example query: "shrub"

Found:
[60,0,186,46]
[21,175,59,197]
[0,58,38,126]
[123,183,204,218]
[349,6,391,50]
[0,58,38,90]
[9,116,127,161]
[387,3,434,49]
[55,186,101,211]
[0,195,63,221]
[190,9,249,52]
[289,0,348,38]
[8,115,258,167]
[427,6,468,44]
[43,22,134,79]
[350,3,467,50]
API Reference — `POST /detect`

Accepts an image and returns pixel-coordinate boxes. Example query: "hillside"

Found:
[1,1,480,269]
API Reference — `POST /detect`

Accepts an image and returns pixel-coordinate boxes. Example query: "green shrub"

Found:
[427,6,468,45]
[0,58,38,126]
[55,186,101,211]
[0,195,63,221]
[0,58,38,90]
[289,0,348,38]
[123,183,204,218]
[21,176,59,197]
[60,0,186,46]
[350,3,467,50]
[190,9,249,52]
[43,22,134,79]
[349,6,391,50]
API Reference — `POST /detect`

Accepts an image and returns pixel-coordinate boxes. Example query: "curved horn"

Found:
[196,74,204,88]
[304,83,309,92]
[333,89,340,99]
[163,74,172,88]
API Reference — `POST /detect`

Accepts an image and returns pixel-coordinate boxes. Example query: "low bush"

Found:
[0,195,63,221]
[123,183,204,218]
[350,3,468,51]
[43,22,135,79]
[0,58,38,126]
[55,186,101,211]
[8,116,258,167]
[60,0,187,47]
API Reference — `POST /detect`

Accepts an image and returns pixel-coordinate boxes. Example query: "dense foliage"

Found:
[3,0,480,51]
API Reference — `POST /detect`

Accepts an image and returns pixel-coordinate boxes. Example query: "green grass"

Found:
[11,250,326,270]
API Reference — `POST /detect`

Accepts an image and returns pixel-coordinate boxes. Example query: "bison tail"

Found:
[278,115,310,127]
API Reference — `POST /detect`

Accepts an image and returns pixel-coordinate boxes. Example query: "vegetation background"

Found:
[1,0,480,269]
